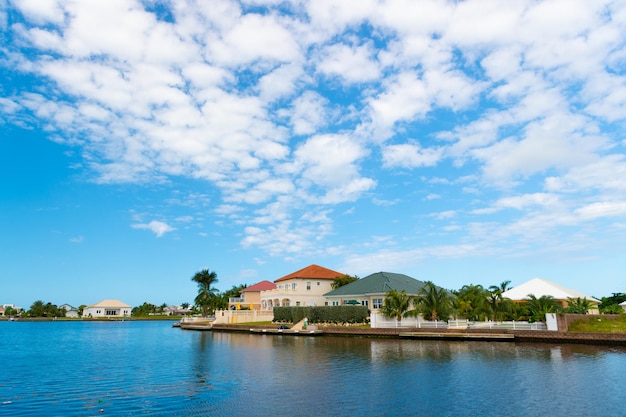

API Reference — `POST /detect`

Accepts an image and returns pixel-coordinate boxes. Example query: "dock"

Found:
[250,328,323,336]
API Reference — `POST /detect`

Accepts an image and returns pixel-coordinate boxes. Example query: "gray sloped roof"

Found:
[324,271,429,297]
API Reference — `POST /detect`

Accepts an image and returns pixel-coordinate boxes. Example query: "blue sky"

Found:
[2,0,626,309]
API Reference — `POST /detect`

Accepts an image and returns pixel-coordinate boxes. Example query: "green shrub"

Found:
[273,306,368,324]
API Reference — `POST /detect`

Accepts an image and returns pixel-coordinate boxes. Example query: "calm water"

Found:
[1,321,625,417]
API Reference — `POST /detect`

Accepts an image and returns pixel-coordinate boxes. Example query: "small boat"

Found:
[172,321,181,328]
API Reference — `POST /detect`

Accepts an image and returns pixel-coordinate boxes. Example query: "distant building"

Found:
[83,299,131,318]
[620,301,626,313]
[60,304,80,318]
[229,280,276,310]
[0,304,23,316]
[163,305,192,315]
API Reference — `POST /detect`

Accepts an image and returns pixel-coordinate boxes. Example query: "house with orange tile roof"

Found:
[228,280,276,310]
[260,264,345,309]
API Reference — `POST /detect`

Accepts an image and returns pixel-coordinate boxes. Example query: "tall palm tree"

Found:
[192,269,219,317]
[418,281,452,321]
[487,281,512,321]
[380,290,414,323]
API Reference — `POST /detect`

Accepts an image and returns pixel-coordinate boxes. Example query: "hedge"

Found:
[273,306,369,324]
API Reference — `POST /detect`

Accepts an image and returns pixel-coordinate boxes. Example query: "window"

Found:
[332,301,339,306]
[291,283,296,290]
[105,310,118,316]
[317,282,320,286]
[296,301,301,306]
[362,300,368,307]
[306,282,311,291]
[373,299,383,309]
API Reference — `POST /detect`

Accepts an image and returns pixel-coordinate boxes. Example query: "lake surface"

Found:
[1,321,625,417]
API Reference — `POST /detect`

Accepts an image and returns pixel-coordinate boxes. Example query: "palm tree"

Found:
[525,294,558,322]
[192,269,219,317]
[487,281,512,321]
[453,284,490,321]
[380,290,414,324]
[564,297,591,314]
[417,281,452,321]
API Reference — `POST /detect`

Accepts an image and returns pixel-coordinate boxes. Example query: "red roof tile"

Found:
[274,264,345,283]
[241,280,276,292]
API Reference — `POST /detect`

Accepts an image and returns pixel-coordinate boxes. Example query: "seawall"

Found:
[210,323,626,346]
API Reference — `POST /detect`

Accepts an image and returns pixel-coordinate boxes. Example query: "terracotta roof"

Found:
[241,280,276,292]
[274,264,345,283]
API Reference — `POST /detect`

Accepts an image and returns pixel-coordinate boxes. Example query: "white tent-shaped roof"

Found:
[501,278,600,304]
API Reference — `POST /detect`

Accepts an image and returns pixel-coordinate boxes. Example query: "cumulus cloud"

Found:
[3,0,626,264]
[382,142,443,169]
[131,220,176,237]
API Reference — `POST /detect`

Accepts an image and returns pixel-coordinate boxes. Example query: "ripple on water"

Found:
[2,322,626,417]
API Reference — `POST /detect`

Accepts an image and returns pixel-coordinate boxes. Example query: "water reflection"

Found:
[2,322,625,417]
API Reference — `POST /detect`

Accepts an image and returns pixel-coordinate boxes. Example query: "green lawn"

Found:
[569,315,626,333]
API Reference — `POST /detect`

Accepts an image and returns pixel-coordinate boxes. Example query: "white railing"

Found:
[469,321,547,330]
[370,312,547,330]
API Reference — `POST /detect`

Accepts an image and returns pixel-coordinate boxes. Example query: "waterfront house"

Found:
[324,271,435,310]
[83,299,131,318]
[620,301,626,312]
[260,264,345,309]
[0,304,22,316]
[228,280,276,310]
[501,278,600,313]
[163,305,192,315]
[60,304,80,318]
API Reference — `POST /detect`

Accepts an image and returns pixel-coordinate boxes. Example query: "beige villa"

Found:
[260,264,345,309]
[228,280,276,310]
[83,299,131,318]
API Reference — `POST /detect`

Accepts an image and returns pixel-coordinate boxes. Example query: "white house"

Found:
[620,301,626,313]
[60,303,80,318]
[501,278,600,313]
[83,299,131,318]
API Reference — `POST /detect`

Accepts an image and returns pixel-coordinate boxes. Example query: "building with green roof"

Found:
[323,271,431,311]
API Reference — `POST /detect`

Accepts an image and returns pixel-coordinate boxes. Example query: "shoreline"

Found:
[210,323,626,347]
[5,318,625,346]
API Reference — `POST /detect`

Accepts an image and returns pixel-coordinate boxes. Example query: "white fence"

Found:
[213,309,274,324]
[370,312,547,330]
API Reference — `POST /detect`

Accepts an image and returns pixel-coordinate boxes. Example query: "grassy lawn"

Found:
[569,315,626,333]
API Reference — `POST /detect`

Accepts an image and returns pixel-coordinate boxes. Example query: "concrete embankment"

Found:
[210,324,626,346]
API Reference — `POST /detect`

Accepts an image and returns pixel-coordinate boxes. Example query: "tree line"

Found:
[12,272,625,319]
[381,281,623,324]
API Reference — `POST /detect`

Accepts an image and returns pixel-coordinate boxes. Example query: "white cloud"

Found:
[288,91,329,135]
[208,13,300,66]
[317,42,380,83]
[4,0,626,268]
[575,202,626,220]
[382,142,442,169]
[69,235,84,243]
[131,220,176,237]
